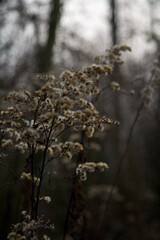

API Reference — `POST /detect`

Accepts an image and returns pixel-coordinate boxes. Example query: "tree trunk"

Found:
[110,0,117,45]
[38,0,62,73]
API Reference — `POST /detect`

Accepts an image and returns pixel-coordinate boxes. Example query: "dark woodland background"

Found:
[1,0,160,239]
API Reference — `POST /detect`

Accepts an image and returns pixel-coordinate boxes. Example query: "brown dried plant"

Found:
[0,45,132,240]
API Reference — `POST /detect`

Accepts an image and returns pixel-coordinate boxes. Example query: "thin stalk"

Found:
[34,118,55,219]
[62,131,85,240]
[30,146,35,219]
[94,101,144,240]
[30,103,40,219]
[62,173,77,240]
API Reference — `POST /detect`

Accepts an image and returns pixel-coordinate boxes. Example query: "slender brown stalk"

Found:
[62,131,85,240]
[34,118,55,219]
[94,101,144,240]
[30,105,39,219]
[30,146,35,219]
[62,172,77,240]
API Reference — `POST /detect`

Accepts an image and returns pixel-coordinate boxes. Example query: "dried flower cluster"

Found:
[95,45,131,68]
[7,212,53,240]
[95,45,132,94]
[39,196,52,204]
[21,172,40,187]
[110,81,121,91]
[0,63,118,158]
[76,162,108,181]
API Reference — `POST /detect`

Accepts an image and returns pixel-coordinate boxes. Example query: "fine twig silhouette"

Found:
[94,101,144,240]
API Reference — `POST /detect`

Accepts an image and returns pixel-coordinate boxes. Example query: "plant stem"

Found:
[62,131,85,240]
[34,118,55,219]
[30,146,35,219]
[94,101,144,240]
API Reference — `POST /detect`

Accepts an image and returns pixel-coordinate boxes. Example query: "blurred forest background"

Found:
[1,0,160,239]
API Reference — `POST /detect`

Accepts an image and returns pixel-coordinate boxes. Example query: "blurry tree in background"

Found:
[0,0,62,90]
[38,0,61,72]
[109,0,117,45]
